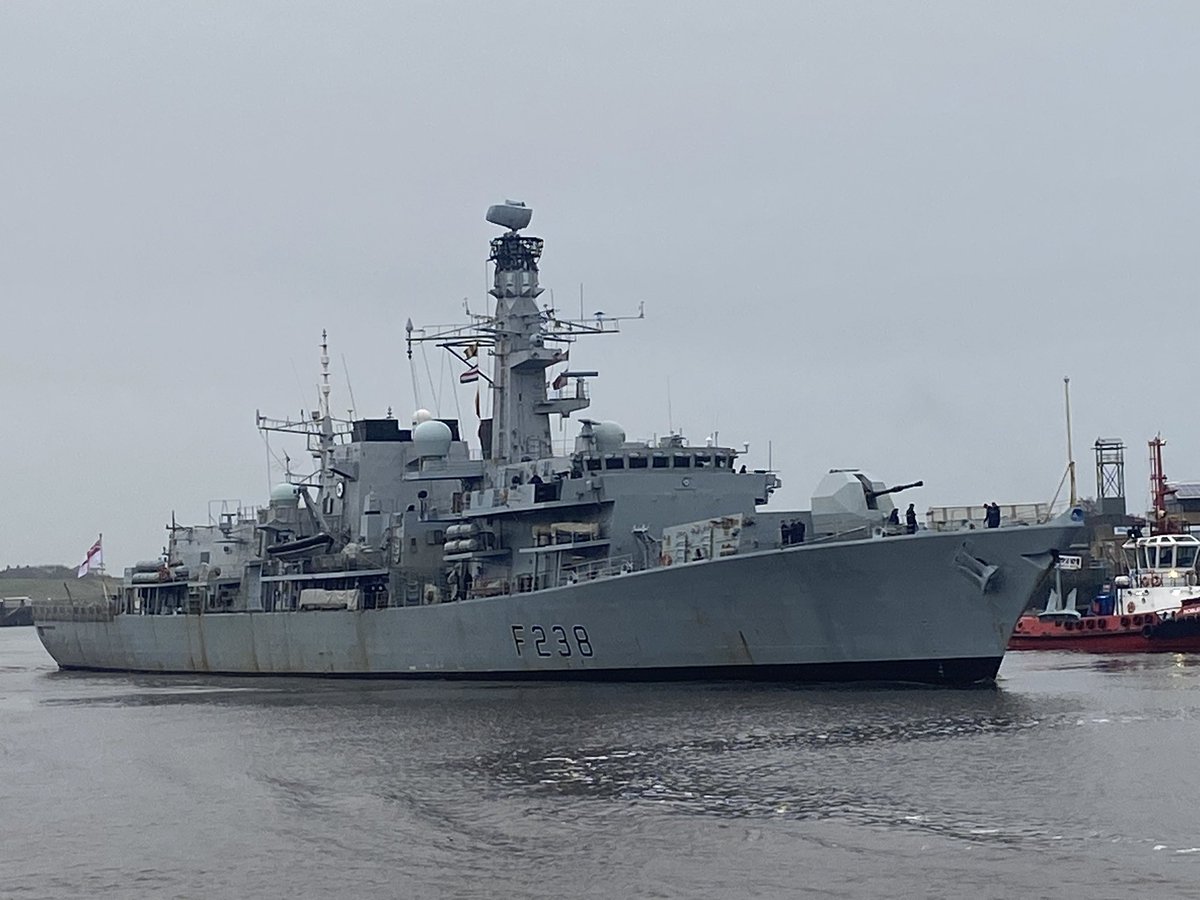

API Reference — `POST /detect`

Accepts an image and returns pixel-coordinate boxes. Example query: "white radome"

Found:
[412,419,452,458]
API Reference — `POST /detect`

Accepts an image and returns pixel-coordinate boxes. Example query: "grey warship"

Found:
[35,202,1081,684]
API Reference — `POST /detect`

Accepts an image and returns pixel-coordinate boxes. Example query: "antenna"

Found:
[667,376,673,434]
[319,330,331,419]
[1064,376,1077,506]
[341,354,358,420]
[290,359,308,414]
[407,318,423,410]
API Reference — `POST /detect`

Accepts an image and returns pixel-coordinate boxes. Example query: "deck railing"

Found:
[31,598,117,623]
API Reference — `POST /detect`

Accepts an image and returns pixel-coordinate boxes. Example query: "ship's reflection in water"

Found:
[11,635,1200,900]
[1080,651,1200,674]
[474,684,1072,843]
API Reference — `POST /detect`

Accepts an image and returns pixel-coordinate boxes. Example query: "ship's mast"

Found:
[405,201,640,465]
[318,329,335,487]
[255,330,351,486]
[488,212,554,462]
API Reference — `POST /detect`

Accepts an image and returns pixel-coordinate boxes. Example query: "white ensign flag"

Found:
[77,537,103,578]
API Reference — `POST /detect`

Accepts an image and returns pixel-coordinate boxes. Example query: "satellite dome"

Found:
[412,419,453,458]
[269,483,301,505]
[413,408,433,425]
[593,420,626,453]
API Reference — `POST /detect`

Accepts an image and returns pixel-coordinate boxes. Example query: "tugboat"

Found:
[34,200,1083,684]
[1010,532,1200,652]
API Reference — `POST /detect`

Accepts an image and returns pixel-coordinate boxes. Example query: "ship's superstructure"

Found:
[35,202,1082,684]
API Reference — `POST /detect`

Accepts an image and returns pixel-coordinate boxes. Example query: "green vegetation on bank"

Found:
[1,566,118,601]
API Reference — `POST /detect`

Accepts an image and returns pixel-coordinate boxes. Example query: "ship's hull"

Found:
[36,523,1077,685]
[1009,609,1200,653]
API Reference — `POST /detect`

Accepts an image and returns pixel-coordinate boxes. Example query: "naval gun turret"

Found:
[810,470,924,537]
[865,480,924,506]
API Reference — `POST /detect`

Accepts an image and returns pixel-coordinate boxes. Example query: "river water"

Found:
[3,627,1199,899]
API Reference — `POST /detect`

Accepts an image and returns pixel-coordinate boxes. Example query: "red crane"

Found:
[1149,434,1179,534]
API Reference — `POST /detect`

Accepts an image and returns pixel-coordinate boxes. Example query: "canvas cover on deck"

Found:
[298,588,361,610]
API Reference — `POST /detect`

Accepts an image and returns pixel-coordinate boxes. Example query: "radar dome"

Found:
[269,483,301,505]
[593,420,626,453]
[412,419,452,458]
[412,408,433,425]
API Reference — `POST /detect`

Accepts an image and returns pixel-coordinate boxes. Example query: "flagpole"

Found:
[98,532,111,606]
[1064,377,1077,507]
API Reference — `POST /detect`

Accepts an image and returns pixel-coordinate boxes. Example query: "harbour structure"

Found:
[35,202,1082,683]
[1,597,33,628]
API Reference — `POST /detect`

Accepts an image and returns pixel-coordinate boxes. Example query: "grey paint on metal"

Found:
[34,203,1081,684]
[38,523,1077,680]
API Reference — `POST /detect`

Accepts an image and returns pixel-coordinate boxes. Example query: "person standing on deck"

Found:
[905,504,918,535]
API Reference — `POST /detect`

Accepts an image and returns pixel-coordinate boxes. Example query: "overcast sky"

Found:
[2,2,1198,568]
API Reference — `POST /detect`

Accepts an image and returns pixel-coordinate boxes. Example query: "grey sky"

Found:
[2,2,1197,568]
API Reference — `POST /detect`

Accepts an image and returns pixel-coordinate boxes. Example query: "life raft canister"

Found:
[1140,575,1153,588]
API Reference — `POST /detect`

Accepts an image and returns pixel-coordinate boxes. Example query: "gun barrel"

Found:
[868,480,925,499]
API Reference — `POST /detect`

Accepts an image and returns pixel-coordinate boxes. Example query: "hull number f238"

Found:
[511,624,593,658]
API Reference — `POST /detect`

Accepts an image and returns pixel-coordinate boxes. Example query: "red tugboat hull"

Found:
[1009,610,1200,653]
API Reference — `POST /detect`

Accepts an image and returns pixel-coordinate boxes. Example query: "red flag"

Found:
[460,367,479,384]
[552,372,568,391]
[77,537,103,578]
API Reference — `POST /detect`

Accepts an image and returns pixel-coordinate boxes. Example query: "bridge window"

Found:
[604,456,625,470]
[673,454,692,468]
[629,455,648,469]
[1178,546,1198,569]
[652,454,669,469]
[585,457,601,471]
